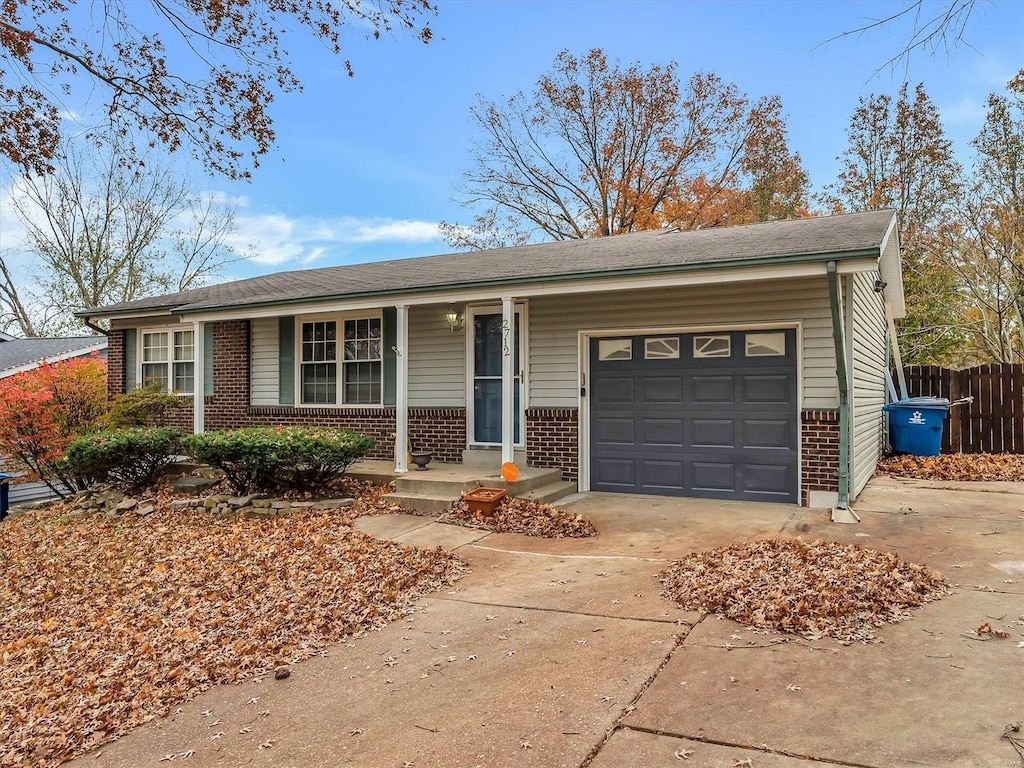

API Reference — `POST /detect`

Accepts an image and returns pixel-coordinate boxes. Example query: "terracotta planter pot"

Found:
[462,487,507,516]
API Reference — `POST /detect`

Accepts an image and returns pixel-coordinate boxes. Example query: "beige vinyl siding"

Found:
[529,276,838,409]
[408,305,465,407]
[849,271,887,498]
[250,316,279,406]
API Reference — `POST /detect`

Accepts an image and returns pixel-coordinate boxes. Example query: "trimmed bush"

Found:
[63,427,185,492]
[105,384,187,428]
[182,427,373,495]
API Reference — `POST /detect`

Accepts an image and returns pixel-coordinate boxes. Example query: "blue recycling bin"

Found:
[883,397,950,456]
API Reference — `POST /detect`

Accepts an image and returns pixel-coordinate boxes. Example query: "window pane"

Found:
[173,362,194,393]
[368,318,381,338]
[142,332,168,362]
[598,338,632,361]
[142,363,168,390]
[745,332,787,357]
[174,330,194,362]
[645,337,679,360]
[693,335,731,358]
[343,361,381,404]
[301,362,337,404]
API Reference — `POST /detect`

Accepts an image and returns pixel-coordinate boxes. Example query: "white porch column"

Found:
[394,304,409,474]
[501,296,515,466]
[193,321,205,434]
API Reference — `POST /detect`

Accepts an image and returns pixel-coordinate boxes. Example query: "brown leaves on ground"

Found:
[0,502,463,767]
[877,452,1024,482]
[441,497,597,538]
[659,539,948,643]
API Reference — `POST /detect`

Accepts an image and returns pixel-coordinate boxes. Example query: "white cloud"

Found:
[941,95,989,125]
[234,212,443,266]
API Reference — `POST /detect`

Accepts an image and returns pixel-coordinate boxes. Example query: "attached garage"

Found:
[588,329,798,503]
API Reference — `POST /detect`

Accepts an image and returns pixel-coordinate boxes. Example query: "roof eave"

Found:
[158,246,882,318]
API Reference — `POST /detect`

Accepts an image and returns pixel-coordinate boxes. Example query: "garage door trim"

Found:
[577,321,803,497]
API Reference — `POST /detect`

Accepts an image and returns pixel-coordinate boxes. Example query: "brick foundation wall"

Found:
[526,408,578,482]
[801,409,840,506]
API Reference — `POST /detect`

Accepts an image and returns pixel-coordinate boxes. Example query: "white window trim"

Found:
[137,326,195,396]
[294,311,384,408]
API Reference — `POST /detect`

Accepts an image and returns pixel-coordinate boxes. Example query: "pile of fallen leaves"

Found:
[334,478,404,516]
[877,452,1024,482]
[441,496,596,538]
[659,539,948,643]
[0,503,464,767]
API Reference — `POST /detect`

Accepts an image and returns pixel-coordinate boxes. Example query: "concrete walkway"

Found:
[71,476,1024,768]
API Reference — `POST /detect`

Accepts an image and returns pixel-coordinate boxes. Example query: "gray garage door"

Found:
[589,329,798,503]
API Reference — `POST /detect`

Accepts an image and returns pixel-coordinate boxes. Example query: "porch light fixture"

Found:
[446,308,464,332]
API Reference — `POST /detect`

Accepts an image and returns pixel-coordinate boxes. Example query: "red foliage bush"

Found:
[0,355,107,496]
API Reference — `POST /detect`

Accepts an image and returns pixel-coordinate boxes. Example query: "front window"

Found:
[301,320,337,404]
[299,316,381,405]
[141,329,194,393]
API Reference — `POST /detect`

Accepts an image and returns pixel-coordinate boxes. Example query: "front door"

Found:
[471,310,523,445]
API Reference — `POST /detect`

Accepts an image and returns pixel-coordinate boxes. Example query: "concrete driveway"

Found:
[72,476,1023,768]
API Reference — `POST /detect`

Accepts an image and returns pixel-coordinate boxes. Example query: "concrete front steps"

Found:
[381,463,576,515]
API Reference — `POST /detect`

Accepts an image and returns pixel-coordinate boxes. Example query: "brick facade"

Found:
[110,319,845,506]
[110,319,466,462]
[526,408,578,481]
[801,409,840,506]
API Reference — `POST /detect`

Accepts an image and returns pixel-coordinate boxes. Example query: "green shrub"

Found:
[105,384,187,428]
[182,426,373,495]
[63,427,185,492]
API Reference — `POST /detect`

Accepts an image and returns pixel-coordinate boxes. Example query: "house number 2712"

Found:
[502,318,511,357]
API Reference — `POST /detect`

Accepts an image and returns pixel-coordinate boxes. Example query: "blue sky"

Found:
[3,0,1023,285]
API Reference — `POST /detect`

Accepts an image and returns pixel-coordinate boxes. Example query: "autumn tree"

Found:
[441,49,810,249]
[824,82,963,364]
[0,0,435,179]
[1,137,243,336]
[0,355,107,497]
[934,71,1024,362]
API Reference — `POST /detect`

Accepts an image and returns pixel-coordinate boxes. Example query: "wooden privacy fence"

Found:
[902,364,1023,454]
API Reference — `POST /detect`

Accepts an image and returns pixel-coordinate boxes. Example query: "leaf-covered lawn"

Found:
[877,452,1024,482]
[660,539,948,643]
[0,503,464,767]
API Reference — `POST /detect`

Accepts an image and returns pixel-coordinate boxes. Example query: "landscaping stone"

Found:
[114,498,138,513]
[270,500,291,511]
[228,494,260,509]
[167,499,195,510]
[171,477,220,493]
[134,506,155,517]
[252,499,273,508]
[203,499,218,509]
[311,498,355,509]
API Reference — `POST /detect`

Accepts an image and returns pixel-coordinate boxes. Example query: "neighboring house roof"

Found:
[0,336,108,379]
[83,209,899,318]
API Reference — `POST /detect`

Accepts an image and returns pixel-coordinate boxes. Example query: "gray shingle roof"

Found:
[84,210,896,317]
[0,337,108,377]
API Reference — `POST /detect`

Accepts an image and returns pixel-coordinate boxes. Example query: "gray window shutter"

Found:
[383,307,397,406]
[124,329,137,391]
[278,316,294,405]
[203,323,214,396]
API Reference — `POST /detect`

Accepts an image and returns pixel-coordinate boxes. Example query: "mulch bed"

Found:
[0,498,463,767]
[440,496,597,538]
[877,452,1024,482]
[659,539,949,643]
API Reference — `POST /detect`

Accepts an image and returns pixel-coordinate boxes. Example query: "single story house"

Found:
[81,210,904,509]
[0,334,109,507]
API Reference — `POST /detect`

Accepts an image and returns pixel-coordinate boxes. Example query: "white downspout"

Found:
[501,296,515,467]
[394,304,409,474]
